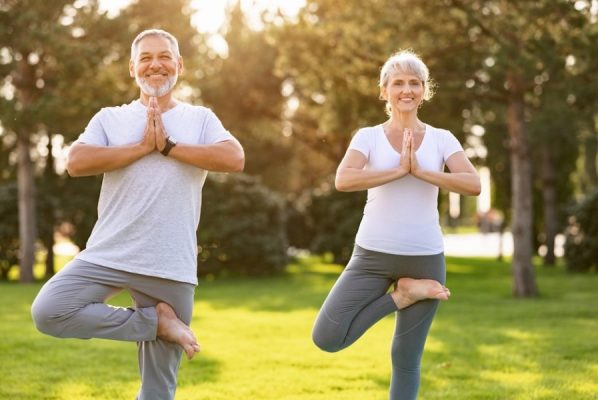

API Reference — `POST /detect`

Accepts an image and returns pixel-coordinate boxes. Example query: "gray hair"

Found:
[130,29,180,61]
[379,50,435,102]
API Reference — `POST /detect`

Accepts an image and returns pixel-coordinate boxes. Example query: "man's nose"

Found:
[149,57,161,68]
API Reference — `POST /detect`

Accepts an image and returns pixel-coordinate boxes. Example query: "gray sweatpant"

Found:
[312,245,445,400]
[31,259,196,400]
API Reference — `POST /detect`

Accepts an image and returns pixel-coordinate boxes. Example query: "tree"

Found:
[445,0,591,296]
[198,3,299,192]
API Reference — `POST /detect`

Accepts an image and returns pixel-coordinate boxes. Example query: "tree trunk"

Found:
[584,131,597,190]
[540,144,558,266]
[43,136,56,279]
[14,52,38,282]
[507,71,538,297]
[17,134,36,283]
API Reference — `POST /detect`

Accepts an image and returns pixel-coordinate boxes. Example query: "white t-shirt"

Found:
[75,100,233,285]
[349,124,463,255]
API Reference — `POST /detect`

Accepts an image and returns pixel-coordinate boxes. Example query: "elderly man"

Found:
[31,29,244,400]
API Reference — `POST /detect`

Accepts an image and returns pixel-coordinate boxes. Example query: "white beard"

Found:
[135,73,178,97]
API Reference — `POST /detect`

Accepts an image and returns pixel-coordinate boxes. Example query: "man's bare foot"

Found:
[156,302,200,360]
[390,278,450,310]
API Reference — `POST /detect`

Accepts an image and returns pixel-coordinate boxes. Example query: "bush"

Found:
[0,182,19,280]
[198,173,288,277]
[61,176,102,250]
[302,182,366,265]
[564,189,598,273]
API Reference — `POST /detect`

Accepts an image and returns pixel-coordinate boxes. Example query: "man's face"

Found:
[129,35,182,97]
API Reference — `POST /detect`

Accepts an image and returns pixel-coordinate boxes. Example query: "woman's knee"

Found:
[312,330,342,353]
[312,316,344,353]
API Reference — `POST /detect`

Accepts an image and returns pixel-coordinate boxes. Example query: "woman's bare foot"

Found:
[156,302,200,360]
[390,278,450,310]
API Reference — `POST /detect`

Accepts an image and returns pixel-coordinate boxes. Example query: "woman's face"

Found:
[381,71,425,114]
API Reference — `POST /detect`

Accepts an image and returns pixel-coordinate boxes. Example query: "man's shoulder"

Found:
[177,102,215,116]
[95,100,143,120]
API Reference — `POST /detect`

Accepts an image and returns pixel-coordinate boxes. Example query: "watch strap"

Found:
[161,136,176,156]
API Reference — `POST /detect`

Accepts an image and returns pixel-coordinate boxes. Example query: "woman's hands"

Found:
[401,128,422,177]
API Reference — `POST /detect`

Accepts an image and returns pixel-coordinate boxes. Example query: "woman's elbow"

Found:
[335,175,352,192]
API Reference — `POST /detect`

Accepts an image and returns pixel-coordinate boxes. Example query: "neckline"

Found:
[133,99,183,116]
[378,123,429,155]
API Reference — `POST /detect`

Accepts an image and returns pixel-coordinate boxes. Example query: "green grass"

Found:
[1,257,597,399]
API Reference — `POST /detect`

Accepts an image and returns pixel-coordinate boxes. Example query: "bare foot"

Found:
[390,278,450,310]
[156,302,201,360]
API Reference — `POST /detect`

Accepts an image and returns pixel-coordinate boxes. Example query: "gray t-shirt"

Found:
[75,100,233,285]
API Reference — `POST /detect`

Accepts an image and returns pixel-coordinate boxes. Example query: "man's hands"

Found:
[141,97,168,154]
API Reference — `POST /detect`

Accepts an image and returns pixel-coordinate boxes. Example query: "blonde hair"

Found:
[379,50,436,113]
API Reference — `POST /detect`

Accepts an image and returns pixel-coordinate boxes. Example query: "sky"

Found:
[99,0,306,33]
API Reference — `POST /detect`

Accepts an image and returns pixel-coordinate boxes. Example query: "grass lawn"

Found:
[1,256,597,399]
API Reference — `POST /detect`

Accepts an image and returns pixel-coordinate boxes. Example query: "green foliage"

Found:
[198,174,288,277]
[564,190,598,272]
[0,182,19,280]
[294,183,366,265]
[199,4,297,192]
[60,176,102,250]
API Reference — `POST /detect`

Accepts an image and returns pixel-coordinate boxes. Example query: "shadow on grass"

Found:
[197,259,345,312]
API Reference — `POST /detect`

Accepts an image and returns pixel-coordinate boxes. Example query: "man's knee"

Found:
[31,296,63,337]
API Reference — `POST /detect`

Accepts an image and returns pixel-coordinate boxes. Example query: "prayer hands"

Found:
[142,97,168,153]
[399,128,421,177]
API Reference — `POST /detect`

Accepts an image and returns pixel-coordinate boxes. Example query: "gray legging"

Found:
[30,259,196,400]
[312,245,445,400]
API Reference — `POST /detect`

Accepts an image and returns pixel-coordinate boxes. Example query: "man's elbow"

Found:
[228,151,245,172]
[232,156,245,172]
[66,158,83,177]
[467,179,481,196]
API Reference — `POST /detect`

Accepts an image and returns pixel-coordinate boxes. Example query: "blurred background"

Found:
[1,0,597,295]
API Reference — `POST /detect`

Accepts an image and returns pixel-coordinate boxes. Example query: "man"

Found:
[31,29,244,400]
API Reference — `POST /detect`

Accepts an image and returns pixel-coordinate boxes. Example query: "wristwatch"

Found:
[161,136,177,156]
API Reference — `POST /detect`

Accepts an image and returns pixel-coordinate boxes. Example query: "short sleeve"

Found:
[200,109,234,145]
[75,110,108,146]
[441,130,464,162]
[348,129,370,158]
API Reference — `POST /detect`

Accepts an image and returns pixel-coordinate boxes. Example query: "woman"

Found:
[312,50,480,399]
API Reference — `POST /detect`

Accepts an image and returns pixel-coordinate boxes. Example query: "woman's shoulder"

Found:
[425,124,460,143]
[425,123,452,136]
[353,124,383,138]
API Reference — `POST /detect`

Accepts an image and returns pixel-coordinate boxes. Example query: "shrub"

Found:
[198,173,288,277]
[304,183,366,265]
[0,182,19,280]
[564,189,598,273]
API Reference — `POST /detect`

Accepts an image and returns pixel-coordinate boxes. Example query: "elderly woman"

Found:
[312,50,480,399]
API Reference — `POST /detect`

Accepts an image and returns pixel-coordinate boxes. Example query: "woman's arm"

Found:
[411,148,481,196]
[335,148,409,192]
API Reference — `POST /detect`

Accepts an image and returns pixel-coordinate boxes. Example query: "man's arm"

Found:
[166,139,245,172]
[152,104,244,172]
[67,104,157,177]
[66,142,153,177]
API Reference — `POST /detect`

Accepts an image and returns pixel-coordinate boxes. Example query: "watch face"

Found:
[169,137,177,145]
